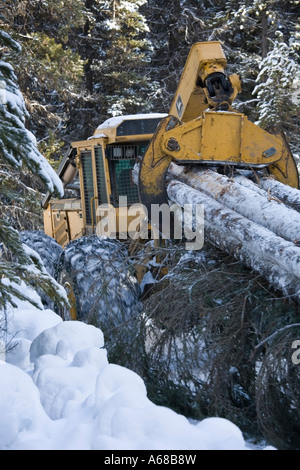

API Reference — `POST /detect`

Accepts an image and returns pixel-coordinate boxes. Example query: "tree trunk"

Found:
[261,8,268,60]
[167,179,300,301]
[257,177,300,213]
[134,160,300,300]
[168,165,300,243]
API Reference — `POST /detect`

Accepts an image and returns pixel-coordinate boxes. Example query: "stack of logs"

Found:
[133,157,300,301]
[165,163,300,302]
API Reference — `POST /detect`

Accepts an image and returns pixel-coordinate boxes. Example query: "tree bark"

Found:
[257,177,300,213]
[134,160,300,300]
[168,165,300,243]
[167,179,300,301]
[261,8,268,60]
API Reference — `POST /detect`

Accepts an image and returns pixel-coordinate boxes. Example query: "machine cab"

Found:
[43,114,166,246]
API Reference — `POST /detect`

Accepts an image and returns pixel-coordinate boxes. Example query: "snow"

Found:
[0,52,64,197]
[139,270,158,294]
[88,132,107,140]
[181,168,300,244]
[0,286,276,451]
[21,242,69,305]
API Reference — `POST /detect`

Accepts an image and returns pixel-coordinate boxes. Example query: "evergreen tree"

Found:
[0,32,63,193]
[1,0,87,152]
[82,0,156,116]
[141,0,196,111]
[253,36,300,132]
[0,30,68,312]
[222,1,300,154]
[141,0,245,111]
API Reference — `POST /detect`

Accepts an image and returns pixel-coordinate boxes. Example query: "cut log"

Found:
[168,164,300,244]
[134,160,300,300]
[258,177,300,213]
[233,174,271,197]
[167,179,300,301]
[233,173,300,213]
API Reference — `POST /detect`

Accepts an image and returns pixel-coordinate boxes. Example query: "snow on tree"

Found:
[0,31,63,196]
[211,1,300,157]
[86,0,156,116]
[0,30,68,312]
[1,0,87,150]
[253,34,300,158]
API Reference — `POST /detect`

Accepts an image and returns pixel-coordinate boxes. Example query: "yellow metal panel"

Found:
[267,131,299,188]
[162,117,203,162]
[67,210,84,241]
[52,210,70,247]
[240,118,283,164]
[195,41,226,63]
[159,112,282,166]
[43,204,53,238]
[201,112,241,162]
[180,88,208,123]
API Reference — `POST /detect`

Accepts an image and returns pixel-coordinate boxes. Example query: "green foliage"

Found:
[30,0,86,41]
[20,33,85,95]
[254,37,300,138]
[0,0,86,41]
[0,33,63,195]
[0,221,68,311]
[38,133,65,171]
[0,0,87,143]
[86,0,156,116]
[0,163,43,230]
[0,31,67,313]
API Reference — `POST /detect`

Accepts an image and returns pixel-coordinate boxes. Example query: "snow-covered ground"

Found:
[0,285,276,451]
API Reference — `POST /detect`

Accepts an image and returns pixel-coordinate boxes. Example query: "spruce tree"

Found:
[84,0,156,116]
[1,0,87,150]
[0,30,68,312]
[253,36,300,132]
[222,0,300,155]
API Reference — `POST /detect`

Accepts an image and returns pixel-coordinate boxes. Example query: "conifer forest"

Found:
[0,0,300,450]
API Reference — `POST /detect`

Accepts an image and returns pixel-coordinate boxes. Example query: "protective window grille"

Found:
[116,118,163,136]
[109,145,138,160]
[107,143,148,205]
[81,150,95,225]
[95,146,108,205]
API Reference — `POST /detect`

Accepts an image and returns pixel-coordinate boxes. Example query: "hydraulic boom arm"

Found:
[138,41,299,231]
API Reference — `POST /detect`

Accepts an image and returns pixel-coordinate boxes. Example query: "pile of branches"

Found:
[141,243,300,450]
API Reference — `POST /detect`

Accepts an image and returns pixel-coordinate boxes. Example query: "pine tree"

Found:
[253,35,300,133]
[0,33,64,193]
[0,30,68,312]
[83,0,156,116]
[1,0,87,151]
[141,0,197,111]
